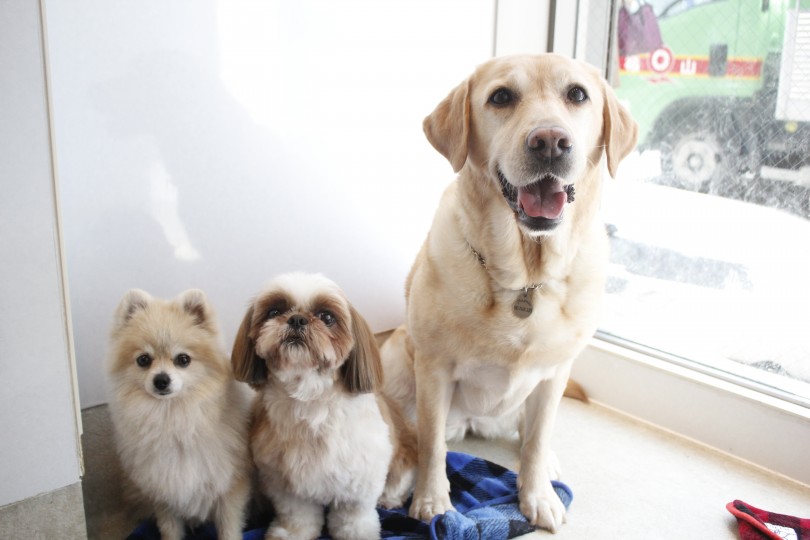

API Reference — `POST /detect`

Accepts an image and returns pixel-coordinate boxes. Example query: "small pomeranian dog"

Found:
[106,288,252,540]
[231,272,416,540]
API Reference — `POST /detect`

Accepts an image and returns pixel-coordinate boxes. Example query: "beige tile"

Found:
[0,483,87,540]
[80,394,810,539]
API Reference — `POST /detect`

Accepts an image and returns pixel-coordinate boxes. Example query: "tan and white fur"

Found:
[381,54,637,532]
[231,273,416,540]
[106,289,252,540]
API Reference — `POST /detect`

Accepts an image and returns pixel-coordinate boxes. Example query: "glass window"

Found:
[589,0,810,404]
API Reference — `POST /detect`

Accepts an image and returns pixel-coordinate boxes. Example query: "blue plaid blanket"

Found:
[126,451,572,540]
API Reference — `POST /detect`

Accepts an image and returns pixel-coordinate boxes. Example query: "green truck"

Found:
[616,0,810,199]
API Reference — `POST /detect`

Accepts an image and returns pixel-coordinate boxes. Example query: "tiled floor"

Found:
[451,398,810,539]
[81,397,810,539]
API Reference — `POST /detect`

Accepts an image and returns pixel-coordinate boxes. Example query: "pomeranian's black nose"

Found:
[153,373,171,391]
[287,314,308,329]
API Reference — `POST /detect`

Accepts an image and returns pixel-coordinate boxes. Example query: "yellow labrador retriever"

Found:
[381,54,637,531]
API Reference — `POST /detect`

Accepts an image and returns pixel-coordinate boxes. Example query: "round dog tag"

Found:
[512,289,534,318]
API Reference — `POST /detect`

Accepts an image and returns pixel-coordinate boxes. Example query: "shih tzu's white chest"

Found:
[254,389,393,505]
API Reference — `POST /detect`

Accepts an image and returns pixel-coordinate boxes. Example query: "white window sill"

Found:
[571,337,810,485]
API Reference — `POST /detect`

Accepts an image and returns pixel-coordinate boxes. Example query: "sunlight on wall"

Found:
[46,0,495,408]
[149,162,201,262]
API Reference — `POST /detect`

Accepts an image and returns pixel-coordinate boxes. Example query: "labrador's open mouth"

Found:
[497,169,575,231]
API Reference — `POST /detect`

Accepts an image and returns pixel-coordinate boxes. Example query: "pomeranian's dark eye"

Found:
[174,353,191,368]
[316,310,336,327]
[488,88,514,106]
[136,354,152,368]
[567,86,588,103]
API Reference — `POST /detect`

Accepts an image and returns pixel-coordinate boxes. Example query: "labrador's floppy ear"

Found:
[602,79,638,178]
[230,304,268,387]
[340,305,383,394]
[423,77,472,173]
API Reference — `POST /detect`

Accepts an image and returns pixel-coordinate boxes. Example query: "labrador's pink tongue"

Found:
[518,186,566,219]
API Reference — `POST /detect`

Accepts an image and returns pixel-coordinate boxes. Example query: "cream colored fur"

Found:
[381,54,637,532]
[106,289,252,540]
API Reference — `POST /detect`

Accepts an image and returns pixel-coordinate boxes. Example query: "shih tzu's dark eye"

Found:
[567,85,588,103]
[136,354,152,368]
[488,87,514,106]
[266,308,282,319]
[174,353,191,368]
[316,310,336,327]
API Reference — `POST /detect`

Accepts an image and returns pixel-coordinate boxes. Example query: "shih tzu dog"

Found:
[232,272,416,540]
[106,288,252,540]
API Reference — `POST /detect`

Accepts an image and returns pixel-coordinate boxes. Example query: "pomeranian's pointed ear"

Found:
[340,305,383,394]
[231,305,268,387]
[176,289,213,328]
[114,289,152,327]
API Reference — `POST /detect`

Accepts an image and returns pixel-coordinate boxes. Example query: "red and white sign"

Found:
[649,47,673,73]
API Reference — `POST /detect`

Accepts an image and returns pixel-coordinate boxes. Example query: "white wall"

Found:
[496,0,550,54]
[0,0,83,507]
[494,0,577,57]
[44,0,498,408]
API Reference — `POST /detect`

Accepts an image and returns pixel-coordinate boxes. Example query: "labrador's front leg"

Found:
[518,362,571,532]
[408,351,455,522]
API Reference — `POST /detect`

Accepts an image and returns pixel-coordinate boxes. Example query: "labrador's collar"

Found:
[467,243,543,294]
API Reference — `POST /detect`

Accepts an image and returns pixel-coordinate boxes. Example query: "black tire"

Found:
[656,112,744,195]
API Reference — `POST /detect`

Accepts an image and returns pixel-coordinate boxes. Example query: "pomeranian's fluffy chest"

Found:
[110,391,245,520]
[252,385,393,506]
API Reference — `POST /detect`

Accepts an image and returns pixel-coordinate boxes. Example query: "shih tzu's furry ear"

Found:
[114,289,152,327]
[340,305,383,394]
[231,305,268,386]
[176,289,214,330]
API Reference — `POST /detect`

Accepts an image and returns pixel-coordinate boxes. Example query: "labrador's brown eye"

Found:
[567,86,588,103]
[489,88,514,106]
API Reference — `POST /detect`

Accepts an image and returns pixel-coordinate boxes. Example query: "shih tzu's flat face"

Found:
[251,274,353,373]
[232,273,381,395]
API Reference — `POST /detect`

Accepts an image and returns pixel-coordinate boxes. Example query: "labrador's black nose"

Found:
[527,127,572,159]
